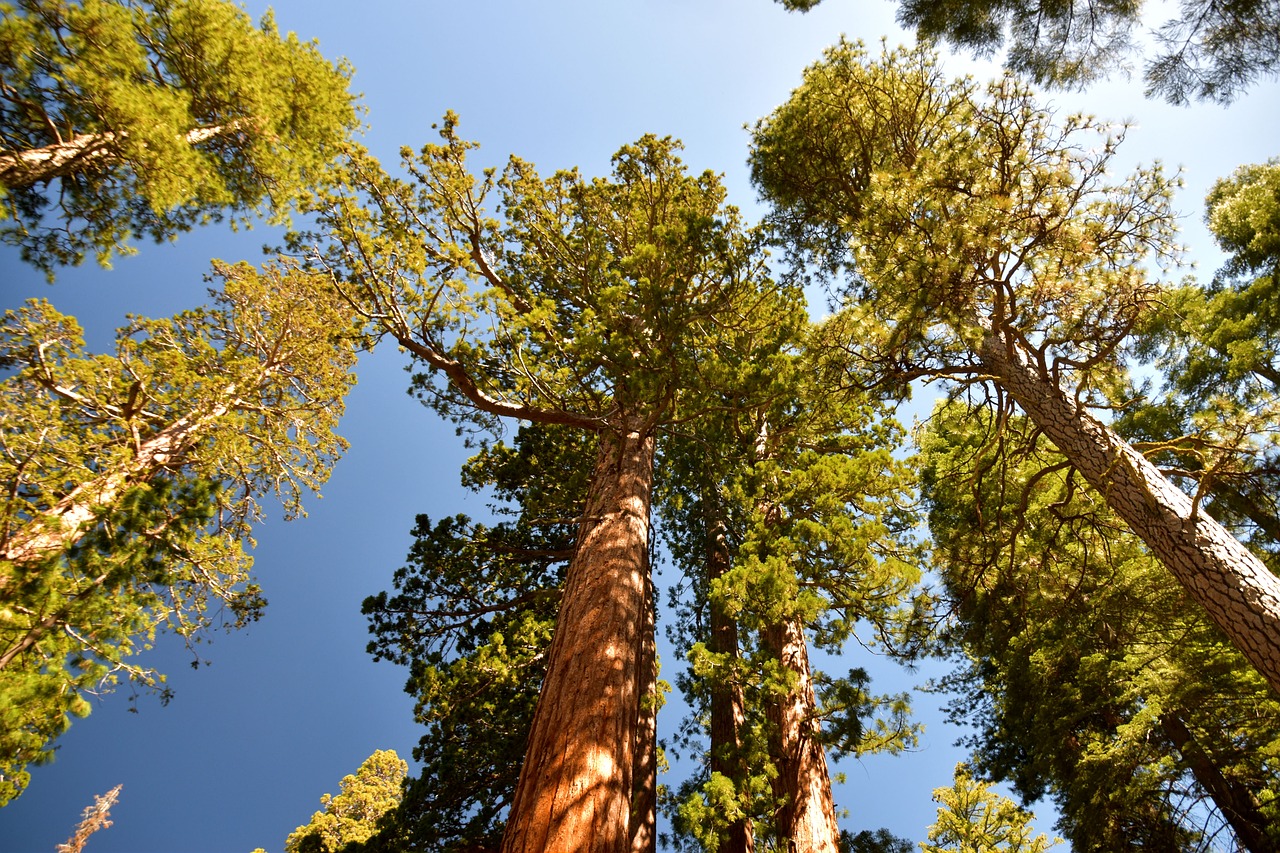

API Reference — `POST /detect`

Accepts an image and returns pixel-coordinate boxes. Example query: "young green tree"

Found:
[921,764,1056,853]
[0,0,359,276]
[299,119,804,853]
[920,401,1280,851]
[284,750,408,853]
[749,41,1280,695]
[0,260,359,804]
[773,0,1280,104]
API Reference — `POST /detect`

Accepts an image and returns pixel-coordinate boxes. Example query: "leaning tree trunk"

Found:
[977,330,1280,695]
[0,124,237,189]
[1159,714,1278,853]
[501,421,656,853]
[0,403,229,573]
[763,618,840,853]
[706,499,755,853]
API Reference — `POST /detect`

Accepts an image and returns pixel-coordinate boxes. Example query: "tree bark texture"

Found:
[763,618,840,853]
[501,423,656,853]
[977,331,1280,695]
[1159,714,1278,853]
[630,573,658,853]
[706,501,754,853]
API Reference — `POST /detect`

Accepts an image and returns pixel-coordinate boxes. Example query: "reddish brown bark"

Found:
[763,619,840,853]
[978,330,1280,695]
[706,502,754,853]
[501,423,656,853]
[630,574,658,853]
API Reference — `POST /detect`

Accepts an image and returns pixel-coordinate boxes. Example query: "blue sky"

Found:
[1,1,1278,850]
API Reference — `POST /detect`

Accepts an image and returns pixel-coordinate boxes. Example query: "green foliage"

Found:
[919,400,1280,850]
[840,827,914,853]
[921,764,1056,853]
[284,749,407,853]
[298,115,803,439]
[751,40,1179,400]
[0,260,360,803]
[0,0,359,276]
[361,424,588,852]
[773,0,1280,103]
[1124,159,1280,570]
[657,329,925,850]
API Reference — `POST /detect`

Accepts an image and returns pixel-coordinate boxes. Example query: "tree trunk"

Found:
[977,330,1280,694]
[0,403,229,571]
[1159,714,1278,853]
[0,124,237,189]
[763,618,840,853]
[630,572,658,853]
[501,422,656,853]
[707,499,755,853]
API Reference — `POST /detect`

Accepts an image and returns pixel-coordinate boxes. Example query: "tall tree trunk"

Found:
[1159,714,1278,853]
[706,498,755,853]
[763,619,840,853]
[977,330,1280,694]
[630,572,658,853]
[0,124,237,189]
[501,422,656,853]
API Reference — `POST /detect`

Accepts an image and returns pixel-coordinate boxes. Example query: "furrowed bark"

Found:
[501,422,655,853]
[763,618,840,853]
[707,500,754,853]
[977,330,1280,694]
[630,573,658,853]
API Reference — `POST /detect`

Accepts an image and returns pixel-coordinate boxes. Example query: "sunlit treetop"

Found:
[0,0,360,277]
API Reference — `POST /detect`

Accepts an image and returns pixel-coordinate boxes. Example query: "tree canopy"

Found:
[749,39,1280,696]
[0,260,360,804]
[0,0,359,277]
[773,0,1280,103]
[283,749,407,853]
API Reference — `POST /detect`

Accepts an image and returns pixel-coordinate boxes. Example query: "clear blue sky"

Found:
[1,1,1277,851]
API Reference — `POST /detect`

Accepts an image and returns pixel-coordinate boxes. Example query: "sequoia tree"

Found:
[0,260,358,803]
[298,119,803,852]
[749,41,1280,695]
[773,0,1280,104]
[0,0,358,276]
[360,424,591,852]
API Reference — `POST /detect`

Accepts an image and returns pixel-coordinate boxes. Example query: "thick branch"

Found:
[0,123,242,190]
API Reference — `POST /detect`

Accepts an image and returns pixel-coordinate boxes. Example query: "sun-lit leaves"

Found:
[0,260,360,804]
[0,0,359,276]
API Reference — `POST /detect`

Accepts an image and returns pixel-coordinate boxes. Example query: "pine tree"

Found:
[0,0,358,276]
[284,750,407,853]
[919,400,1280,850]
[0,260,359,803]
[749,40,1280,695]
